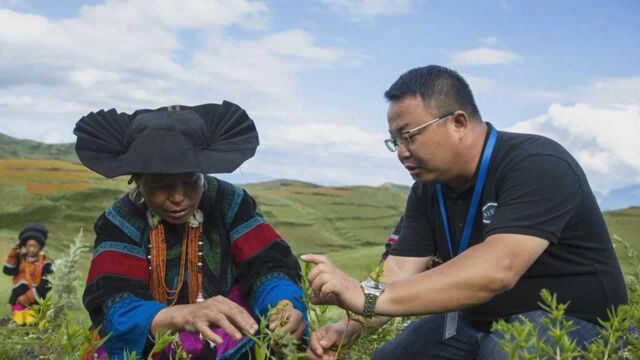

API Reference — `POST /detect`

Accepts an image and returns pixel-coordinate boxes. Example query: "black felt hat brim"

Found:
[74,101,259,177]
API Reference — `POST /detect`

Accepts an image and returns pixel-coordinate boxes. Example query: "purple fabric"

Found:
[94,346,107,360]
[158,285,251,359]
[11,303,27,312]
[90,285,252,360]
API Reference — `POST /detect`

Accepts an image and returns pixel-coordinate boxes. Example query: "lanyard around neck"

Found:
[436,127,497,258]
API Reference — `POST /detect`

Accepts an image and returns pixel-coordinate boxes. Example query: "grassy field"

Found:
[0,158,638,323]
[0,159,407,318]
[0,133,78,163]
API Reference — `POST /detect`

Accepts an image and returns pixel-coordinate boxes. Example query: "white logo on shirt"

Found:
[482,202,498,224]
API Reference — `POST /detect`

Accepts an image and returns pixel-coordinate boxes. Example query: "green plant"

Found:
[492,288,632,360]
[335,261,386,359]
[301,262,331,332]
[245,302,308,360]
[2,230,639,359]
[45,228,91,321]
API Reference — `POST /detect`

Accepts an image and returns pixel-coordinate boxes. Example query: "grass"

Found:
[0,160,407,320]
[605,206,640,270]
[0,133,77,163]
[0,158,638,329]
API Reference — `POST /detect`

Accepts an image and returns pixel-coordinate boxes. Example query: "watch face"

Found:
[361,280,384,295]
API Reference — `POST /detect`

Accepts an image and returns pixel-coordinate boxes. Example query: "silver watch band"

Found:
[362,292,378,318]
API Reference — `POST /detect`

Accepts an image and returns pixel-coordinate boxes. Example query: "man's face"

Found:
[138,173,205,225]
[387,96,458,183]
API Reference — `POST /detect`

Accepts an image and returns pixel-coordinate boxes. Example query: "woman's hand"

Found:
[151,295,258,345]
[9,243,20,256]
[268,300,305,341]
[17,294,31,306]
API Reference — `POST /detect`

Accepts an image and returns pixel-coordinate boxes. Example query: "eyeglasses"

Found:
[384,113,453,152]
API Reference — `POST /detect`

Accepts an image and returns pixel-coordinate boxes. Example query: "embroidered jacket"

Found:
[82,176,306,359]
[3,249,53,306]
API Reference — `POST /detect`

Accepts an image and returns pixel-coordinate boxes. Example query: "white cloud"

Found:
[477,36,499,46]
[262,30,345,62]
[320,0,413,20]
[0,0,404,187]
[508,103,640,192]
[232,143,410,186]
[451,47,519,66]
[263,122,387,157]
[462,74,496,93]
[0,1,358,139]
[569,77,640,108]
[522,77,640,107]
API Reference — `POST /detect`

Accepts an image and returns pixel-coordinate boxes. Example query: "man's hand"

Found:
[300,254,364,314]
[307,321,360,360]
[268,300,305,341]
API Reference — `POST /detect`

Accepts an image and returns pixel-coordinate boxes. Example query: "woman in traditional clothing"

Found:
[3,223,53,325]
[75,101,306,359]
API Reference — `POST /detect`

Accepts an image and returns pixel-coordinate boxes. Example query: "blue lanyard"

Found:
[436,127,497,258]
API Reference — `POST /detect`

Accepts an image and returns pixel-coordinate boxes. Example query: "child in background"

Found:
[3,223,53,325]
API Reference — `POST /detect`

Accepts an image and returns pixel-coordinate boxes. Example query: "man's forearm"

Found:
[374,242,511,316]
[373,235,548,316]
[375,259,504,316]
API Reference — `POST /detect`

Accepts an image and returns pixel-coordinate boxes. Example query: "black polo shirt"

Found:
[390,122,627,326]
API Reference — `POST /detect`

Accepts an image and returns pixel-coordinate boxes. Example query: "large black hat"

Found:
[18,223,48,248]
[73,101,259,177]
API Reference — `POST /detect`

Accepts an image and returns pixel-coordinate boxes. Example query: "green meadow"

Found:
[0,155,638,323]
[0,158,408,318]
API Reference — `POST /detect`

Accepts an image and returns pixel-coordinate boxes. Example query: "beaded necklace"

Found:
[147,209,205,305]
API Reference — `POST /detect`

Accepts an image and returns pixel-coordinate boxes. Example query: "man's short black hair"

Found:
[384,65,481,120]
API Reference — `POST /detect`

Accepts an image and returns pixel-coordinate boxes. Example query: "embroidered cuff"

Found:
[103,295,166,359]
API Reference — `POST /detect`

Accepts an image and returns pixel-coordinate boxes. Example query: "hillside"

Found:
[0,159,407,255]
[0,158,638,319]
[0,133,77,162]
[0,158,409,317]
[596,186,640,211]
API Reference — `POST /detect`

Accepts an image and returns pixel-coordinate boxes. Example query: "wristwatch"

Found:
[360,280,384,318]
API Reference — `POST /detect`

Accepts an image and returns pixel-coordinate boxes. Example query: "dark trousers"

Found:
[372,311,602,359]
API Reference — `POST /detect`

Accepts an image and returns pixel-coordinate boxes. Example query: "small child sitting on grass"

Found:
[2,223,53,325]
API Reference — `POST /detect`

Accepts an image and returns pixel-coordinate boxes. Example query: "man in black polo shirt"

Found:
[302,65,627,359]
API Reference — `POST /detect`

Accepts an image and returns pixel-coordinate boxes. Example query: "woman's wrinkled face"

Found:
[137,173,206,225]
[24,239,41,257]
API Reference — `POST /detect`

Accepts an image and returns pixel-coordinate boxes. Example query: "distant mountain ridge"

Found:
[595,185,640,211]
[0,132,635,210]
[0,132,77,162]
[0,158,407,257]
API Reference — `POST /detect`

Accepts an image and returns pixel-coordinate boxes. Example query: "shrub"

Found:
[1,235,638,359]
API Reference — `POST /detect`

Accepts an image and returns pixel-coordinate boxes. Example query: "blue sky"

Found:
[0,0,638,194]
